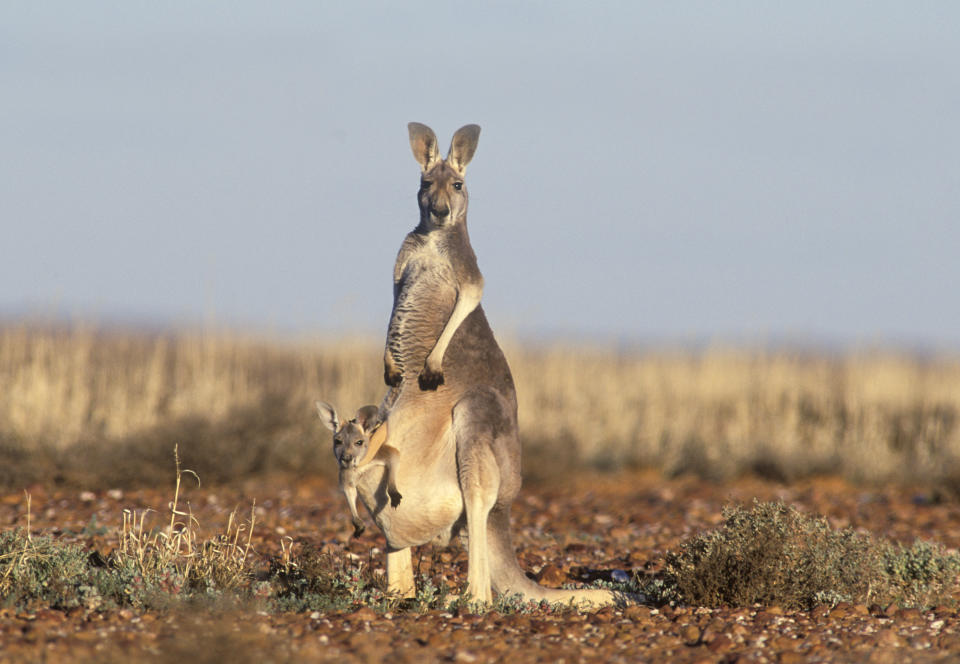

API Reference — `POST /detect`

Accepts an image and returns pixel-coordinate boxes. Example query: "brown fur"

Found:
[316,402,401,538]
[355,124,626,607]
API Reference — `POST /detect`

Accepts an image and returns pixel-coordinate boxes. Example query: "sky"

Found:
[3,2,959,348]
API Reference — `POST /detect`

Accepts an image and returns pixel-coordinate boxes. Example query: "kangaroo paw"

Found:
[351,519,366,537]
[418,367,444,391]
[389,489,403,508]
[384,368,402,387]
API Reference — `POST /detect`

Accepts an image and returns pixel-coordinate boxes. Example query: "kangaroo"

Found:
[349,123,622,608]
[383,122,484,392]
[316,401,402,538]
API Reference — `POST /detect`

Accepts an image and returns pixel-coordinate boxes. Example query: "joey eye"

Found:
[453,181,463,191]
[333,437,342,447]
[354,440,364,447]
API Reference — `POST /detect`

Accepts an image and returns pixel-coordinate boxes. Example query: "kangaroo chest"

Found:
[389,243,458,372]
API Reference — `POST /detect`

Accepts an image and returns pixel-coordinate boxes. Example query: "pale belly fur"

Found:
[355,404,464,550]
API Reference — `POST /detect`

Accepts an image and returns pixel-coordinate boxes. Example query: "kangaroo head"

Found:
[408,123,480,229]
[316,402,381,469]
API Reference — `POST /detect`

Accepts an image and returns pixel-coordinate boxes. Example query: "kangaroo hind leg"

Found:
[453,392,508,605]
[386,547,415,598]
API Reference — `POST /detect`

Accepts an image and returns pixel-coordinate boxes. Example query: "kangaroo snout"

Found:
[430,204,450,219]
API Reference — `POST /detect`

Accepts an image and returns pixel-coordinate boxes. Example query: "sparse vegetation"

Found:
[0,449,593,616]
[5,493,958,616]
[1,449,257,612]
[268,544,396,613]
[662,500,960,610]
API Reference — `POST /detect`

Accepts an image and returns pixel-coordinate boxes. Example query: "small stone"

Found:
[536,564,566,586]
[707,634,733,653]
[347,607,377,623]
[623,605,652,620]
[876,628,902,647]
[33,609,65,623]
[938,634,960,650]
[830,604,851,619]
[592,607,616,623]
[772,635,795,650]
[680,624,701,645]
[896,607,921,621]
[868,650,899,664]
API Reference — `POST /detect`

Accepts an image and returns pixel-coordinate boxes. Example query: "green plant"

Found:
[882,539,960,608]
[664,500,960,610]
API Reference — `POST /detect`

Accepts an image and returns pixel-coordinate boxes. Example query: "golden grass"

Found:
[514,345,960,482]
[117,445,256,592]
[1,323,959,487]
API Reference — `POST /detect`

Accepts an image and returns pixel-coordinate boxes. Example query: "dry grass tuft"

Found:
[0,447,258,611]
[116,445,256,593]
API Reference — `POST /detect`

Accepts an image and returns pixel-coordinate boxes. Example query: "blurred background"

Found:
[2,2,959,489]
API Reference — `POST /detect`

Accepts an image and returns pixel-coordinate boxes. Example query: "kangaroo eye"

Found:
[453,181,463,191]
[421,180,432,189]
[354,440,364,447]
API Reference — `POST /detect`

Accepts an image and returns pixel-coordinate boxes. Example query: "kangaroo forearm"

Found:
[426,279,483,368]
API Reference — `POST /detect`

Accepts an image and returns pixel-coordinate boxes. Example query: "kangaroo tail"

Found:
[486,506,634,609]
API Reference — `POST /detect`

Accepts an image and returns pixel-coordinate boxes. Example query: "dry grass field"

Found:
[1,323,959,490]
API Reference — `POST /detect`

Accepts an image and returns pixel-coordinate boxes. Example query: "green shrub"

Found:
[882,539,960,608]
[268,544,395,613]
[664,500,960,609]
[0,529,96,610]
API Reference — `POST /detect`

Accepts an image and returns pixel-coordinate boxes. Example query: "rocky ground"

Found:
[3,470,960,663]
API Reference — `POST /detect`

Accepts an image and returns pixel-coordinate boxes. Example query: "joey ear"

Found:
[315,401,340,432]
[354,405,382,433]
[408,122,440,172]
[447,124,480,175]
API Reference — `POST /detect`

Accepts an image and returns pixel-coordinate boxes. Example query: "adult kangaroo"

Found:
[353,122,618,607]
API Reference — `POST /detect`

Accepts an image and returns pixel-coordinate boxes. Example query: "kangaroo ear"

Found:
[315,401,340,432]
[354,405,382,433]
[447,124,480,175]
[408,122,440,172]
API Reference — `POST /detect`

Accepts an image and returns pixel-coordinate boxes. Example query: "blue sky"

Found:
[3,2,959,347]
